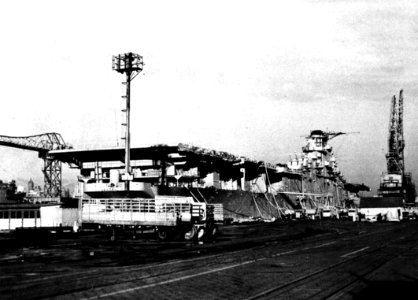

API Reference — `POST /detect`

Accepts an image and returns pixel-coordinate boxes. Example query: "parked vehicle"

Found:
[82,196,223,241]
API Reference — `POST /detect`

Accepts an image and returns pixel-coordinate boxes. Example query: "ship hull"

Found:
[151,181,347,222]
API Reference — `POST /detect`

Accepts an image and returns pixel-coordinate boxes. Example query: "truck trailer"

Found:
[82,196,223,241]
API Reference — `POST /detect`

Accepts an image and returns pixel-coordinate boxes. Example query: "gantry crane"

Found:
[0,133,71,197]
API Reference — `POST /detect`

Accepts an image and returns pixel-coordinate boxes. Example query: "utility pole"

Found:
[112,52,143,191]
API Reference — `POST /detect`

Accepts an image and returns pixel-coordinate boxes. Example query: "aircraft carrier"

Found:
[0,54,417,299]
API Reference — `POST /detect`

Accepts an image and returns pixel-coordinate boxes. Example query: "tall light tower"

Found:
[112,52,143,190]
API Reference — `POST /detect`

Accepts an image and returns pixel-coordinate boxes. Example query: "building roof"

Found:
[359,197,404,208]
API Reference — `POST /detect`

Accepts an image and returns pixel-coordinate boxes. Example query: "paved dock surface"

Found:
[1,220,417,299]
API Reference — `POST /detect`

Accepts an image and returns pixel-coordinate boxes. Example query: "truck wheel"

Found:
[197,227,205,240]
[184,226,196,240]
[157,227,170,241]
[208,224,218,238]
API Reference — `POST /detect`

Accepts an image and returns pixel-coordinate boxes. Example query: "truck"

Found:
[348,208,358,221]
[82,196,223,241]
[319,206,339,219]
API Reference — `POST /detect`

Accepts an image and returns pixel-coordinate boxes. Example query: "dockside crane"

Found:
[379,90,415,204]
[0,133,72,197]
[386,91,405,174]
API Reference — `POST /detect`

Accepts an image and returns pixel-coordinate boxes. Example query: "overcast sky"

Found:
[0,0,417,193]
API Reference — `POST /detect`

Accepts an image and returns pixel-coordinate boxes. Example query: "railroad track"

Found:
[0,221,415,299]
[0,222,344,299]
[73,223,415,300]
[245,229,418,299]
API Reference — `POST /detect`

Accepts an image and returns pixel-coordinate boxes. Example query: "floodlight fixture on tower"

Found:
[112,52,143,190]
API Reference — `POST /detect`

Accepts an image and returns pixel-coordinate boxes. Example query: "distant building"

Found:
[359,197,404,222]
[62,188,70,198]
[27,183,43,199]
[17,185,25,193]
[0,181,7,203]
[28,178,34,193]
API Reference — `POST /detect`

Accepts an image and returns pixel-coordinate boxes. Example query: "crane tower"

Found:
[380,90,415,204]
[386,90,405,175]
